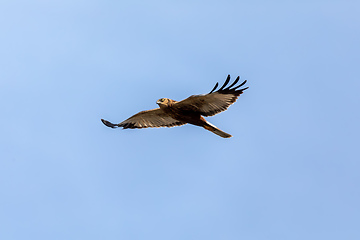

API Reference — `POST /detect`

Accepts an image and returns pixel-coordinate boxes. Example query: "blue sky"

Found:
[1,1,359,239]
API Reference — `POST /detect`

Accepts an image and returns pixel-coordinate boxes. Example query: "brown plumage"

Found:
[101,75,248,138]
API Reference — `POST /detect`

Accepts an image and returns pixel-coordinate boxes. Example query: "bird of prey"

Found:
[101,75,248,138]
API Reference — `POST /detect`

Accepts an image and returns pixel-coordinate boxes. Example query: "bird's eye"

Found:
[161,98,165,102]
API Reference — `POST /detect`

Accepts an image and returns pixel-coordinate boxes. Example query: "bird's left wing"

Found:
[101,108,185,129]
[174,75,248,117]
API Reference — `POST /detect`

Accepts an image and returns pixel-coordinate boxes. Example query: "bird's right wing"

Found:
[175,75,248,117]
[101,108,185,129]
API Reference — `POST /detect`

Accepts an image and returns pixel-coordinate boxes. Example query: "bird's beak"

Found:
[156,100,161,104]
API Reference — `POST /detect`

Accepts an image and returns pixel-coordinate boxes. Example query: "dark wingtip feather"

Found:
[101,119,118,128]
[209,82,219,93]
[234,80,247,90]
[239,86,249,92]
[225,76,240,90]
[218,74,231,91]
[210,75,248,95]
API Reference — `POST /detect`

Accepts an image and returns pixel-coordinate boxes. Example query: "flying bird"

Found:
[101,75,248,138]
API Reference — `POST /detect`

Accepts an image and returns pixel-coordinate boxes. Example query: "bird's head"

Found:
[156,98,171,107]
[156,98,169,105]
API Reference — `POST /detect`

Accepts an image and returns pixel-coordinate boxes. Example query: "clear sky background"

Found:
[1,1,359,239]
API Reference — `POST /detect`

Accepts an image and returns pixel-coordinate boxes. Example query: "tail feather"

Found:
[203,121,232,138]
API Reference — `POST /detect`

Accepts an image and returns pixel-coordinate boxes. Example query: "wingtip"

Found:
[101,119,118,128]
[209,82,219,94]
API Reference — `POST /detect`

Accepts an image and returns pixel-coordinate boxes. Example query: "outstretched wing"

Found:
[101,108,185,129]
[174,75,248,117]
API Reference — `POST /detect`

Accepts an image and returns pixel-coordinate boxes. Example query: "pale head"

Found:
[156,98,170,106]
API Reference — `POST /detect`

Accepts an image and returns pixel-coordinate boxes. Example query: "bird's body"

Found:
[158,99,204,126]
[101,75,248,138]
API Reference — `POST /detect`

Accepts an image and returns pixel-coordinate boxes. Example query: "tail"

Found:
[101,119,119,128]
[203,121,232,138]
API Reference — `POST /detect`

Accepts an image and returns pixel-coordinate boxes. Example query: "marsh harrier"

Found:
[101,75,248,138]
